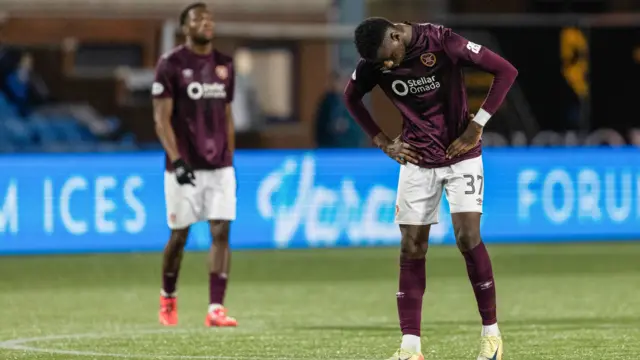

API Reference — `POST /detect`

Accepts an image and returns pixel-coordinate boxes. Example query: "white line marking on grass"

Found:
[0,328,368,359]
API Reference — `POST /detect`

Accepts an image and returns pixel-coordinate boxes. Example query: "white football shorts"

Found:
[164,166,237,229]
[395,156,484,225]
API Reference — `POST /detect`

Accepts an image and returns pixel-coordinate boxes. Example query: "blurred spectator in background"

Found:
[0,51,118,138]
[232,48,264,132]
[2,52,49,117]
[315,72,366,148]
[0,46,22,86]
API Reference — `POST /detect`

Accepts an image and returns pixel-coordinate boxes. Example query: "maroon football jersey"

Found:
[349,23,514,168]
[152,45,234,171]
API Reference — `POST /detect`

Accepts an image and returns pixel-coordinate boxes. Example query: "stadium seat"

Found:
[0,93,18,117]
[77,125,99,142]
[50,118,85,142]
[0,143,17,152]
[104,116,122,133]
[3,117,34,147]
[29,116,61,145]
[119,132,136,145]
[0,122,12,147]
[0,95,137,153]
[139,142,164,151]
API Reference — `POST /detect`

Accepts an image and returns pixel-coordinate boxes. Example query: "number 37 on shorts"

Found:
[394,156,484,225]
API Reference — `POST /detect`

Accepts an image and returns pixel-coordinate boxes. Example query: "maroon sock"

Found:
[397,257,426,336]
[209,273,228,305]
[462,242,497,325]
[162,271,179,296]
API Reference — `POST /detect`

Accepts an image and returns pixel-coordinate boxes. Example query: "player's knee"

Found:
[455,228,481,252]
[209,221,230,244]
[170,229,189,247]
[400,226,429,259]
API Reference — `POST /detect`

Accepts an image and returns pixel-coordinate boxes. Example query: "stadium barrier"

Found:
[0,148,639,255]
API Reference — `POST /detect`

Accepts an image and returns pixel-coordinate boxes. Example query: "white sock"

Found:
[482,323,500,337]
[400,335,421,353]
[160,289,176,298]
[208,303,223,313]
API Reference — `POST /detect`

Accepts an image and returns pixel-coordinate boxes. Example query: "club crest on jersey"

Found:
[215,65,228,80]
[420,53,436,67]
[182,69,193,80]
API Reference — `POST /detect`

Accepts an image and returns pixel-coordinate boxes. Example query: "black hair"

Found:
[179,2,207,26]
[354,17,395,61]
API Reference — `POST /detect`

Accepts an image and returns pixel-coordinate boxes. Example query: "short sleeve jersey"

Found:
[152,45,235,171]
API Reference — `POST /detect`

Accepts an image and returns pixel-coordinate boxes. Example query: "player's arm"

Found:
[153,97,180,162]
[152,56,195,185]
[343,81,386,147]
[152,57,180,161]
[443,30,518,128]
[226,104,235,155]
[226,62,236,157]
[343,61,420,164]
[443,30,518,158]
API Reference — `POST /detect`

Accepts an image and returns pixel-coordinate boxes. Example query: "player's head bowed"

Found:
[180,2,215,45]
[354,17,407,68]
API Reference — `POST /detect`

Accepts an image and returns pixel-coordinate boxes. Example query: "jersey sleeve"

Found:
[347,59,379,95]
[442,30,493,67]
[442,29,518,115]
[152,56,175,99]
[343,59,383,138]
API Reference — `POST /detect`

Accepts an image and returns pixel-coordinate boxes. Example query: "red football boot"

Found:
[204,305,237,327]
[159,296,178,326]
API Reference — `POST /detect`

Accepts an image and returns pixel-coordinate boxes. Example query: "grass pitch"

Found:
[0,243,639,359]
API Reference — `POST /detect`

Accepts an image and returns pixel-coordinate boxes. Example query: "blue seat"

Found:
[0,94,17,117]
[104,116,121,133]
[0,142,17,153]
[46,115,100,143]
[2,108,137,152]
[77,125,98,142]
[40,143,71,153]
[139,142,163,151]
[52,120,85,142]
[28,116,60,145]
[0,122,12,148]
[119,132,136,145]
[3,117,34,146]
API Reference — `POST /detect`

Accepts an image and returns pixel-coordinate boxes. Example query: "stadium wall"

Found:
[0,148,639,255]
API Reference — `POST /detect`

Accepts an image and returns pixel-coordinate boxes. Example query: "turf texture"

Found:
[0,242,639,359]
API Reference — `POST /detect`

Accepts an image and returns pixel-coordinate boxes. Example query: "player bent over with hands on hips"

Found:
[344,17,518,360]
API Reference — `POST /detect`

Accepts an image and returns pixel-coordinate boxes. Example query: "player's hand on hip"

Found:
[383,137,421,165]
[446,114,483,159]
[172,159,196,186]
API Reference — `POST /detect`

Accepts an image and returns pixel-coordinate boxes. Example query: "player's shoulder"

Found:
[349,59,372,83]
[213,49,233,65]
[157,45,188,66]
[413,22,453,41]
[352,58,378,78]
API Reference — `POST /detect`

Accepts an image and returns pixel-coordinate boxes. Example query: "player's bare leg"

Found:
[159,228,190,326]
[388,224,428,360]
[451,212,502,360]
[204,220,237,327]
